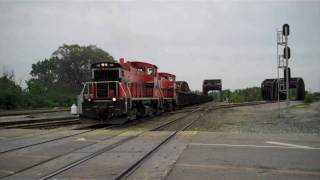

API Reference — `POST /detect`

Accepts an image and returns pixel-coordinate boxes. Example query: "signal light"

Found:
[284,67,291,81]
[283,46,291,59]
[282,24,290,36]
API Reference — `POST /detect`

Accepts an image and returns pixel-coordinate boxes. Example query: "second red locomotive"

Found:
[78,58,176,123]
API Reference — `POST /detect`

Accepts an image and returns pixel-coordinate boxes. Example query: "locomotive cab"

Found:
[78,61,128,121]
[88,62,123,100]
[159,72,176,111]
[130,61,158,97]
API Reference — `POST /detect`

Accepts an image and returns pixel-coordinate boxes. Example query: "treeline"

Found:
[1,43,314,110]
[0,44,114,110]
[304,92,320,103]
[209,87,262,102]
[0,71,73,109]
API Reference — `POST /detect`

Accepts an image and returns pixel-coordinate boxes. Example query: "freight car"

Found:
[261,77,305,101]
[176,81,213,106]
[77,58,211,124]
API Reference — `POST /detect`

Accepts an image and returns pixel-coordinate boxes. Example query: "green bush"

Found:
[210,87,262,102]
[304,93,313,104]
[0,74,25,109]
[0,72,76,110]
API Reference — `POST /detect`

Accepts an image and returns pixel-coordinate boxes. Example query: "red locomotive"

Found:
[78,58,177,123]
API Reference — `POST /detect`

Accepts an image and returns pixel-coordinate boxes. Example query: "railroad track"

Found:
[0,116,80,129]
[0,110,197,179]
[0,108,69,117]
[0,124,124,179]
[1,101,275,179]
[0,110,180,155]
[0,100,271,154]
[37,106,203,180]
[37,101,276,179]
[206,101,272,111]
[114,108,207,180]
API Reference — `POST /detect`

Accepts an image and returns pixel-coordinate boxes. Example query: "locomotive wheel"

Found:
[165,103,173,112]
[128,108,137,121]
[145,105,153,117]
[153,103,161,115]
[172,102,176,111]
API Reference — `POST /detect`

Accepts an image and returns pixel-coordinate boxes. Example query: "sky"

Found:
[0,0,319,91]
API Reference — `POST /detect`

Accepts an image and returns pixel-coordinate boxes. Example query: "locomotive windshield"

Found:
[94,69,120,81]
[147,67,153,75]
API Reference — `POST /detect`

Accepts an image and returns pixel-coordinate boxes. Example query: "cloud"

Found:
[0,0,319,91]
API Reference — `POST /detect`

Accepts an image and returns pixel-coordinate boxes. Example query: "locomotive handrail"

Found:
[126,83,132,98]
[82,80,120,84]
[81,81,120,98]
[118,82,128,113]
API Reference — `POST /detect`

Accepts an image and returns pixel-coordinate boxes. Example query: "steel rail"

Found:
[1,109,198,179]
[38,107,202,180]
[38,101,275,179]
[0,116,79,128]
[0,125,104,154]
[0,108,69,117]
[2,118,80,129]
[4,101,276,179]
[114,101,277,179]
[0,124,120,180]
[0,106,193,155]
[114,108,205,180]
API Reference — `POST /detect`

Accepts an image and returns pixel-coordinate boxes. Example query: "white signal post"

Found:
[285,36,290,108]
[277,24,291,117]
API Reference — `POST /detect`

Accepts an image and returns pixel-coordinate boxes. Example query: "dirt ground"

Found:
[188,101,320,134]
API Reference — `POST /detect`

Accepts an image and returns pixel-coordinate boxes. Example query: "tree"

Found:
[29,44,115,94]
[0,71,25,109]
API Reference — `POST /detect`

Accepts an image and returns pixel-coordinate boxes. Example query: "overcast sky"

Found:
[0,0,319,91]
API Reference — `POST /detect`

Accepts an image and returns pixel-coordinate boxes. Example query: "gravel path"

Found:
[188,101,320,134]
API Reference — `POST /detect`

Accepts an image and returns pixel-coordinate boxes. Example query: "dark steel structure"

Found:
[176,81,191,93]
[175,81,212,106]
[261,77,305,101]
[202,79,222,95]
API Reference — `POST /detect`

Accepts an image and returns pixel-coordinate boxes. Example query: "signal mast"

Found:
[277,24,291,115]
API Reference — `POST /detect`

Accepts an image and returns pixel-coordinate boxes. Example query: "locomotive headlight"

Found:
[112,97,117,102]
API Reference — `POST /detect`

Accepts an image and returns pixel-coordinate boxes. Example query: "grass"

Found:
[290,103,309,109]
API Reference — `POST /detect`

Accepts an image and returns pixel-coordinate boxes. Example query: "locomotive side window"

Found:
[147,67,153,75]
[94,69,120,81]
